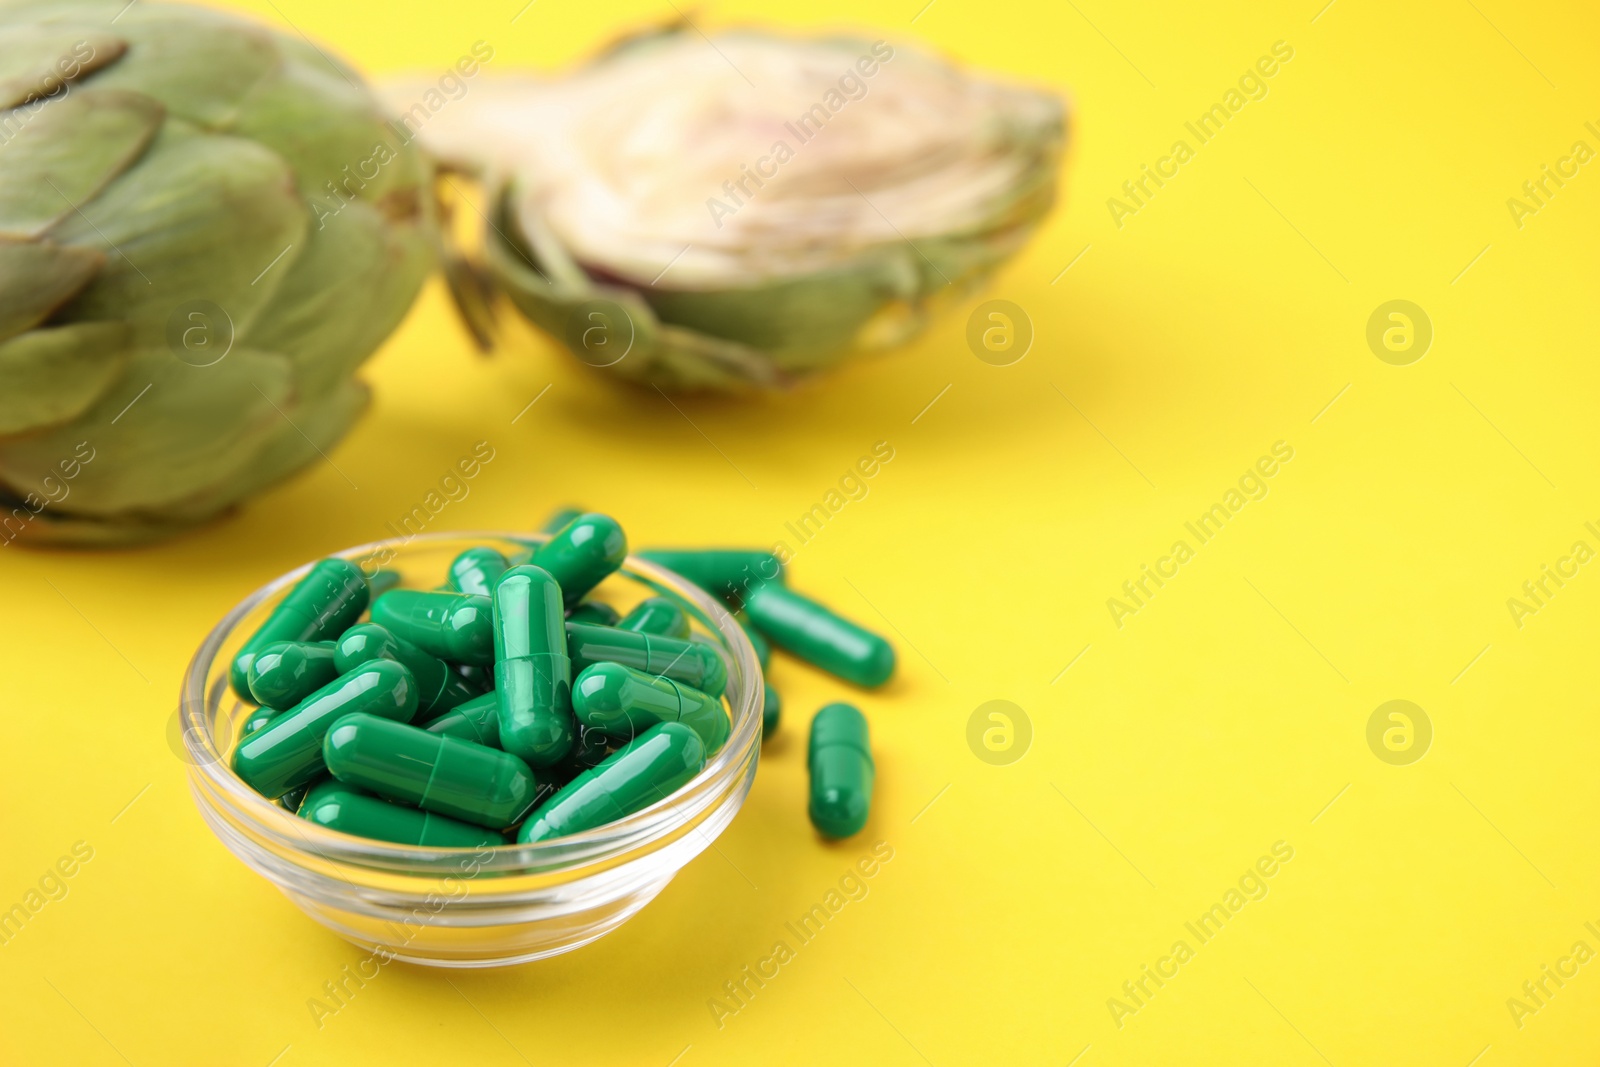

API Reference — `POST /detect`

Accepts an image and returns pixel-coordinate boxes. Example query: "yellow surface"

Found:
[3,0,1599,1063]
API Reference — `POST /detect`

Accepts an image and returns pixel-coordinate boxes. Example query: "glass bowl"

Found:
[178,531,762,968]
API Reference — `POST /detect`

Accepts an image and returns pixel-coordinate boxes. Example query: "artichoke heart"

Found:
[0,0,435,545]
[405,27,1067,391]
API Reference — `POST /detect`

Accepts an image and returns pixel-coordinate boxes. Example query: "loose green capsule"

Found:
[743,582,894,687]
[567,601,621,626]
[324,713,544,829]
[447,546,510,596]
[232,660,419,799]
[617,596,691,639]
[636,549,784,604]
[491,565,575,769]
[762,684,781,739]
[530,512,627,605]
[370,590,494,666]
[300,780,507,848]
[334,623,478,715]
[241,705,277,739]
[572,662,729,754]
[421,690,500,747]
[566,622,727,697]
[541,506,584,533]
[246,640,340,710]
[230,558,369,700]
[518,722,705,844]
[808,702,873,838]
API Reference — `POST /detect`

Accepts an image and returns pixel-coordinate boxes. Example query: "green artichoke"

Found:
[0,0,434,545]
[407,27,1065,391]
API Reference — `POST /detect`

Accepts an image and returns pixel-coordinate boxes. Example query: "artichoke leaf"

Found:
[0,26,125,110]
[0,321,129,435]
[0,0,129,20]
[506,186,593,291]
[649,324,793,391]
[482,188,604,328]
[0,497,194,548]
[642,232,1015,376]
[489,223,781,390]
[155,378,369,523]
[0,346,293,515]
[642,250,921,370]
[0,88,163,239]
[270,31,367,93]
[0,239,104,343]
[48,120,308,345]
[441,245,497,352]
[487,188,781,389]
[484,196,656,358]
[83,9,279,129]
[244,197,433,397]
[233,53,425,208]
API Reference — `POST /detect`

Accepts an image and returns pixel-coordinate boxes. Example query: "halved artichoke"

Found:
[408,27,1066,391]
[0,0,435,545]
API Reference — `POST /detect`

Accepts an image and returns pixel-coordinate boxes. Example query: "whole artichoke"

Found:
[0,0,434,545]
[408,27,1065,391]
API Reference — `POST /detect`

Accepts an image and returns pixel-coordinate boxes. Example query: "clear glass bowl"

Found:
[179,532,762,968]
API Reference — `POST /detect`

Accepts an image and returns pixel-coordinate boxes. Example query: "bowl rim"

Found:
[180,529,763,873]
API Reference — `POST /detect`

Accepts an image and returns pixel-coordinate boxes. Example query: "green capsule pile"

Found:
[225,511,891,847]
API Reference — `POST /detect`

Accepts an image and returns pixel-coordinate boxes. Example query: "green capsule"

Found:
[370,589,494,666]
[300,780,507,848]
[518,722,705,844]
[762,684,781,739]
[636,549,784,605]
[230,558,370,700]
[447,546,510,596]
[324,713,545,829]
[241,705,277,739]
[232,660,419,799]
[616,596,691,639]
[808,702,873,838]
[246,640,339,710]
[530,512,627,605]
[566,622,727,697]
[541,506,584,533]
[421,690,501,747]
[743,582,894,687]
[334,623,478,716]
[567,601,621,626]
[572,662,729,754]
[491,566,575,769]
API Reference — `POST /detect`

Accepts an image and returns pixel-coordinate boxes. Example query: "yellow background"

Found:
[3,0,1599,1063]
